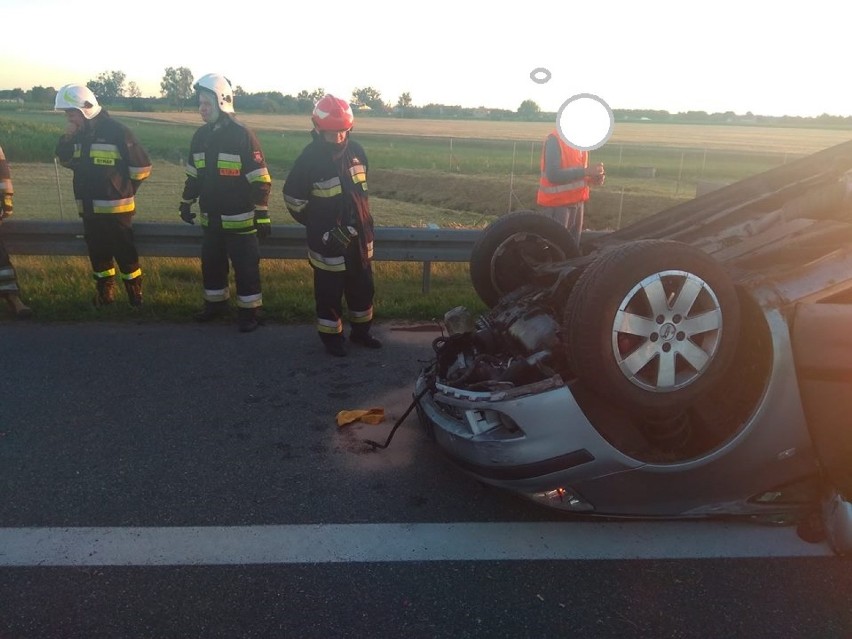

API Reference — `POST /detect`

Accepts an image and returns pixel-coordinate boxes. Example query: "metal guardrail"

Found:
[2,220,483,292]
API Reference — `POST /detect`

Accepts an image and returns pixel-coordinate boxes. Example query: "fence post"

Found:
[54,158,64,221]
[508,142,517,212]
[675,151,685,197]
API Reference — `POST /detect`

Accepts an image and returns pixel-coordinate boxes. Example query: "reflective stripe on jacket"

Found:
[537,131,589,207]
[200,210,257,232]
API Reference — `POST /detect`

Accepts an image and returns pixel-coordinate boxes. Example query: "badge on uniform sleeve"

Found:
[253,151,264,164]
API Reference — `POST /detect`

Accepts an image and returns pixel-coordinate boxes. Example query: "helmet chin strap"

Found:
[205,93,222,125]
[328,138,349,158]
[76,114,94,134]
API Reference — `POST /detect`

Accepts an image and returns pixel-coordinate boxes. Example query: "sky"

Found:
[3,0,851,118]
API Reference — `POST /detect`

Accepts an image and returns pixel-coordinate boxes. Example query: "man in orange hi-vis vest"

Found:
[536,130,605,250]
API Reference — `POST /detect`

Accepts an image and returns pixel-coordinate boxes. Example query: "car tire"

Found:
[563,239,741,414]
[469,210,579,308]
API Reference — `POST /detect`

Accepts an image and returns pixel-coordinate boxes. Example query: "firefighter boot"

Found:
[3,292,32,319]
[350,327,382,349]
[124,277,143,307]
[195,300,230,322]
[238,307,259,333]
[321,334,347,357]
[94,277,117,307]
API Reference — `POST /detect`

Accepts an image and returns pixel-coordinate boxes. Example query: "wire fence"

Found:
[12,139,806,234]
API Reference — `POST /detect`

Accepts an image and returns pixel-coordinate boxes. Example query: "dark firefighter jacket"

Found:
[55,110,152,217]
[181,114,271,233]
[283,132,374,270]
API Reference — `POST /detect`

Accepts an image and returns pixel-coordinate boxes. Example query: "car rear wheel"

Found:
[563,239,741,414]
[469,210,579,308]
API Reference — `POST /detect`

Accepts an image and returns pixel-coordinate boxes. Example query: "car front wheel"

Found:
[563,239,741,414]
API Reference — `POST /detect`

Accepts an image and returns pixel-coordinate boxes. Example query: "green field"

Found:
[3,111,851,323]
[5,109,850,231]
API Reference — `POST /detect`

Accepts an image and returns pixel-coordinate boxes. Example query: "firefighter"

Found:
[179,73,272,333]
[536,129,605,251]
[54,84,152,307]
[283,94,380,357]
[0,144,32,318]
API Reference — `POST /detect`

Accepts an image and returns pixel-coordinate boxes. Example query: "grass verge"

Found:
[6,255,486,324]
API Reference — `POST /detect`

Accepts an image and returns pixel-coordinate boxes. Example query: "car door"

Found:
[790,302,852,499]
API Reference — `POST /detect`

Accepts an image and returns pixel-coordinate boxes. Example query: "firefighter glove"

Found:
[0,194,12,220]
[254,211,271,239]
[323,225,357,252]
[179,202,196,225]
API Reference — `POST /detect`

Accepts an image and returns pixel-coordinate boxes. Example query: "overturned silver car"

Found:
[415,140,852,555]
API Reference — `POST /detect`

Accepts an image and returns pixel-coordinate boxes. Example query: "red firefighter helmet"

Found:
[312,94,354,131]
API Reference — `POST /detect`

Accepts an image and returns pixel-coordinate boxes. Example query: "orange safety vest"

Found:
[536,131,589,207]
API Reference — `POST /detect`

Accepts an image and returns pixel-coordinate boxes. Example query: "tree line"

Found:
[3,68,852,127]
[0,67,548,120]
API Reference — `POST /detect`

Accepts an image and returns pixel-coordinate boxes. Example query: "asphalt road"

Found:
[1,321,850,638]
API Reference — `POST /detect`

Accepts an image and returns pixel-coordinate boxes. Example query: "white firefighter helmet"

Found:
[194,73,235,113]
[54,84,102,119]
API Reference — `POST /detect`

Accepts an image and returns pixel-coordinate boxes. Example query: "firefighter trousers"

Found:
[82,215,142,282]
[201,228,262,308]
[313,251,375,343]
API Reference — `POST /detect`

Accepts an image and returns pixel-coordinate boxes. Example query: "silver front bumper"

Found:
[414,372,642,494]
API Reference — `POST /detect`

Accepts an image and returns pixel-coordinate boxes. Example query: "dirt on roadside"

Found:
[371,168,689,231]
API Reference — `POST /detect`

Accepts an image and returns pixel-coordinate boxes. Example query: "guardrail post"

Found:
[422,223,441,294]
[422,261,432,293]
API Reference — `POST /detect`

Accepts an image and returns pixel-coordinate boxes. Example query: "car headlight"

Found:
[463,408,522,437]
[530,487,594,512]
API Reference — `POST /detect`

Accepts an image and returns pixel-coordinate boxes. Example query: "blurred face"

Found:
[199,92,219,124]
[63,109,86,136]
[321,129,349,145]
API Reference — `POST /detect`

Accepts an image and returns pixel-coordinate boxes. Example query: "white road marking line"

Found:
[0,521,831,566]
